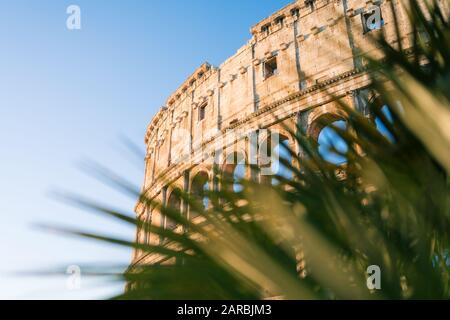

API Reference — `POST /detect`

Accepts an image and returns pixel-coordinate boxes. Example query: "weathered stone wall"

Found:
[131,0,439,266]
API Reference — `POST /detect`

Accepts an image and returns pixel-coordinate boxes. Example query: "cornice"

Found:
[137,67,369,209]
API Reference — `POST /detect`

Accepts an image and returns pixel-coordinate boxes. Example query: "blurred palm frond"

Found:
[48,0,450,300]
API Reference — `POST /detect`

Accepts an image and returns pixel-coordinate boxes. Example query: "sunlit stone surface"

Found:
[130,0,448,269]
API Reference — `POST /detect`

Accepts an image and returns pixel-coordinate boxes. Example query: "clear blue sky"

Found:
[0,0,291,299]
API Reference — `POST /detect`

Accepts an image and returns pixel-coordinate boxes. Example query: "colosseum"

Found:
[130,0,445,267]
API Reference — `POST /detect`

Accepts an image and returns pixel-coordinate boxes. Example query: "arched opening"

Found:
[191,171,210,219]
[271,135,293,184]
[309,113,348,165]
[165,189,181,230]
[375,105,395,142]
[259,133,293,184]
[317,120,348,165]
[223,152,246,192]
[371,96,395,142]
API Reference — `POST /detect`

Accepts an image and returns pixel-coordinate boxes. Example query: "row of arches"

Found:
[160,99,394,233]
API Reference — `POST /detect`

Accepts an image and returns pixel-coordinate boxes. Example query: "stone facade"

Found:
[130,0,447,267]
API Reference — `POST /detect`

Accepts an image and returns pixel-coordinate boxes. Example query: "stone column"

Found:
[342,0,362,70]
[292,11,305,90]
[144,205,152,245]
[249,129,260,182]
[296,110,311,162]
[143,153,150,190]
[351,89,372,118]
[182,171,190,217]
[152,129,160,180]
[250,40,259,112]
[212,159,220,193]
[217,69,222,130]
[159,187,167,245]
[189,91,195,155]
[167,110,174,166]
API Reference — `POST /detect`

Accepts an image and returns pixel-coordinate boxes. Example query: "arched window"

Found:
[369,95,396,142]
[223,152,246,192]
[260,133,293,184]
[191,172,210,219]
[271,136,293,184]
[375,104,395,142]
[317,120,348,165]
[305,112,350,166]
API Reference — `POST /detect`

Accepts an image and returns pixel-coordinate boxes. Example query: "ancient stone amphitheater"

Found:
[130,0,445,267]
